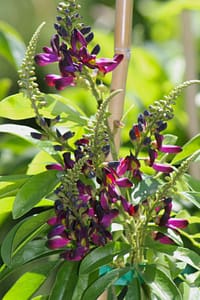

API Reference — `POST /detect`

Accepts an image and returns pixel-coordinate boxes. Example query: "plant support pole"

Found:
[98,1,134,299]
[108,0,134,157]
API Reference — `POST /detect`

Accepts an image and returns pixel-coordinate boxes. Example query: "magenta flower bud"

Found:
[154,232,174,244]
[152,163,173,173]
[47,236,69,249]
[160,145,182,153]
[167,218,188,229]
[46,163,64,171]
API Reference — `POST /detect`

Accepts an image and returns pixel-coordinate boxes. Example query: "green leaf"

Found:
[1,209,54,266]
[13,170,59,218]
[180,191,200,209]
[3,272,46,300]
[79,242,131,275]
[71,274,91,300]
[141,265,182,300]
[0,123,37,143]
[0,93,35,120]
[10,240,53,266]
[43,94,87,126]
[131,176,160,204]
[2,259,57,300]
[172,134,200,164]
[49,261,79,300]
[0,176,30,199]
[0,78,11,100]
[145,239,200,270]
[126,277,141,300]
[0,21,25,69]
[82,268,130,300]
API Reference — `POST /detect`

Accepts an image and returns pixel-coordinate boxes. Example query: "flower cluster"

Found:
[129,110,182,173]
[35,6,123,90]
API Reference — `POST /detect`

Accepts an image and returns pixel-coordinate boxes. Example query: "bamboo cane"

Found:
[98,1,134,299]
[108,0,134,157]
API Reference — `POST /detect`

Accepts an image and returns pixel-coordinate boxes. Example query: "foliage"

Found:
[0,0,200,299]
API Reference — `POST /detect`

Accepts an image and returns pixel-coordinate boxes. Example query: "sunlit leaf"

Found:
[13,170,59,218]
[172,134,200,164]
[0,78,11,100]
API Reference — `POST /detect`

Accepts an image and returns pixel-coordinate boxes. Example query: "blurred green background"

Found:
[0,0,200,176]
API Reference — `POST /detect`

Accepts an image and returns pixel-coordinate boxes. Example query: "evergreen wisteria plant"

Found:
[0,1,200,299]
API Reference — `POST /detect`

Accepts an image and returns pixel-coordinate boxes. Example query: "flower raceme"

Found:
[35,29,123,90]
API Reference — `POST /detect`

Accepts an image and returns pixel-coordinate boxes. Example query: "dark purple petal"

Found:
[116,178,133,188]
[61,246,87,261]
[35,53,59,66]
[101,209,119,227]
[48,224,65,238]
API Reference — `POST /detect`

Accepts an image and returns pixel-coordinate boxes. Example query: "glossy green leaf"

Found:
[10,240,53,266]
[141,265,182,300]
[82,268,129,300]
[0,176,30,199]
[0,21,25,68]
[49,261,79,300]
[126,277,141,300]
[13,170,59,218]
[71,274,91,300]
[79,242,131,275]
[1,209,54,266]
[172,134,200,164]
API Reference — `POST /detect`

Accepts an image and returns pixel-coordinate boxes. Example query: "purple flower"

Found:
[160,145,182,154]
[47,236,70,249]
[35,29,123,90]
[35,34,60,66]
[152,162,173,173]
[154,232,174,245]
[167,218,188,230]
[61,246,88,261]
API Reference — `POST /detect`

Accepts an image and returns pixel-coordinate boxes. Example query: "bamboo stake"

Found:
[108,0,134,157]
[98,2,134,299]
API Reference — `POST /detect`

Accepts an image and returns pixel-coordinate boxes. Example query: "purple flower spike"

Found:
[152,163,173,173]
